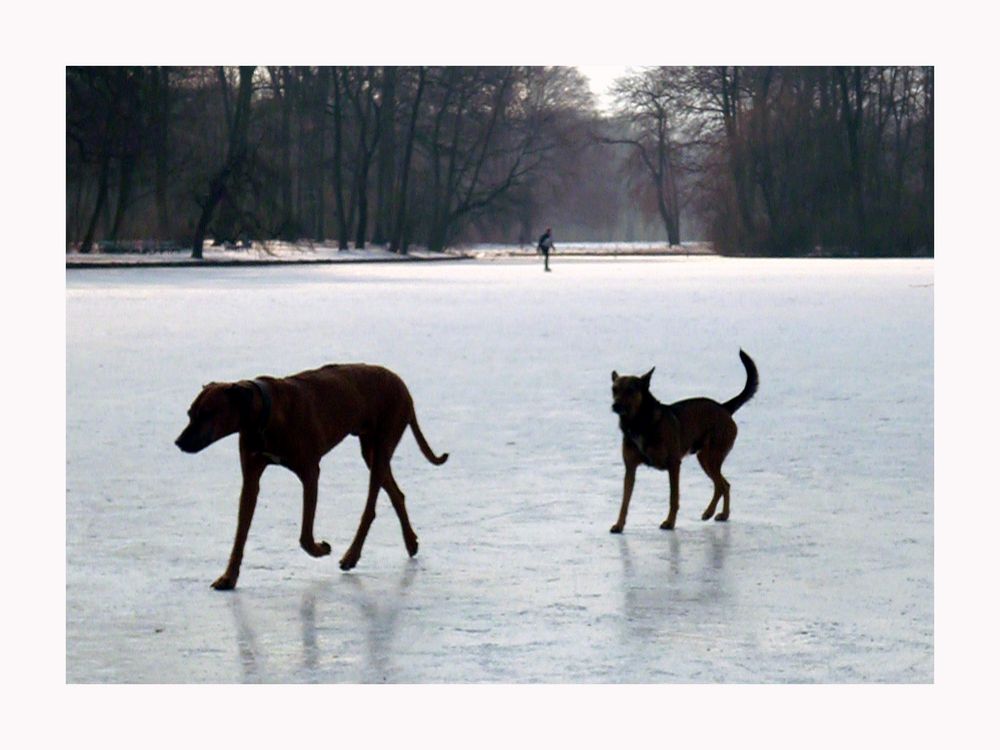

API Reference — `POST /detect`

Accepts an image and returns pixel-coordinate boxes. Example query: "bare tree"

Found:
[420,67,561,251]
[191,66,256,258]
[604,67,695,246]
[390,66,426,253]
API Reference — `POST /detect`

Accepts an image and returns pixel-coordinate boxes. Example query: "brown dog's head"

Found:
[611,368,655,420]
[175,381,255,453]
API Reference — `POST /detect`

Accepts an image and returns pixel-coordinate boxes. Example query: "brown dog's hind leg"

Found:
[297,464,332,558]
[212,457,267,590]
[383,465,419,557]
[339,449,385,571]
[358,432,418,558]
[659,459,681,530]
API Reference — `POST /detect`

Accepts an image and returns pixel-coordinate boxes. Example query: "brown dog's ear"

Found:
[641,367,655,387]
[224,382,255,417]
[611,370,619,382]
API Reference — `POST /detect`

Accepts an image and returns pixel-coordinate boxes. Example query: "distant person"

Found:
[537,227,554,272]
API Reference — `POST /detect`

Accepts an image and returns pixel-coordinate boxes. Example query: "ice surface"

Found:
[66,255,933,682]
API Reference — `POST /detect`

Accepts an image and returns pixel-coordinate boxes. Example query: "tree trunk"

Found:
[79,149,111,253]
[331,68,350,250]
[391,67,425,253]
[837,66,867,254]
[192,66,255,258]
[372,67,397,246]
[108,153,136,242]
[349,67,382,250]
[271,66,296,240]
[152,66,171,240]
[354,165,369,248]
[922,66,934,254]
[314,67,329,241]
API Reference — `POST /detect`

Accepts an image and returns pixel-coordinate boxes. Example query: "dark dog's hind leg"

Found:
[660,459,681,530]
[698,449,731,522]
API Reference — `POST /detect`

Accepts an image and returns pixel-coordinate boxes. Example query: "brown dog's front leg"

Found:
[660,460,681,530]
[297,465,332,558]
[213,459,266,590]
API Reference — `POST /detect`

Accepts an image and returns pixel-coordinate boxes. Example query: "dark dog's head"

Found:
[175,381,255,453]
[611,368,655,420]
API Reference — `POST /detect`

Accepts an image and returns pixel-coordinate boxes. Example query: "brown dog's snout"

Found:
[175,424,205,453]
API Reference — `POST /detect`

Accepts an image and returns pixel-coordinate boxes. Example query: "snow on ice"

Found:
[66,254,933,682]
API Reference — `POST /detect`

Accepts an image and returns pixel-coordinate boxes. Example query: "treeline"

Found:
[66,66,933,257]
[66,66,622,256]
[608,66,934,256]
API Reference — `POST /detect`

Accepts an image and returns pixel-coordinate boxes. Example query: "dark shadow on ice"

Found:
[227,593,263,683]
[615,524,733,632]
[299,562,418,682]
[616,531,682,581]
[704,524,731,572]
[299,589,321,676]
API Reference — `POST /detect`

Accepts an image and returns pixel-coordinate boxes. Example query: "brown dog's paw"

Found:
[714,513,729,522]
[211,574,237,591]
[701,510,714,521]
[301,539,332,557]
[339,555,358,571]
[609,524,624,534]
[659,520,675,531]
[406,538,419,557]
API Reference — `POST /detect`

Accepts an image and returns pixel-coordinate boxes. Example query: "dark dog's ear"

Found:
[611,370,619,382]
[640,367,655,388]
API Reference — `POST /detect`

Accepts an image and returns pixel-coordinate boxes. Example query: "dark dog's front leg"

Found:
[298,465,331,558]
[213,459,266,590]
[611,463,637,533]
[660,460,681,530]
[611,443,642,533]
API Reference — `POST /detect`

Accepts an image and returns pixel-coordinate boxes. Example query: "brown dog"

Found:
[610,350,758,532]
[175,363,448,589]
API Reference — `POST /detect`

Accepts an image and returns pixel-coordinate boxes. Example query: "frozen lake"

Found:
[66,255,933,682]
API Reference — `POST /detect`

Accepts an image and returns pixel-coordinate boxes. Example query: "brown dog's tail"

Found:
[410,408,449,465]
[722,349,759,415]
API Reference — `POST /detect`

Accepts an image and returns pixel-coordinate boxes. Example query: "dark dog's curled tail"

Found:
[722,349,759,415]
[410,409,449,465]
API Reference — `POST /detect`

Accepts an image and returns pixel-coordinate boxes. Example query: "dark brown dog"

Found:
[610,350,758,532]
[175,363,448,589]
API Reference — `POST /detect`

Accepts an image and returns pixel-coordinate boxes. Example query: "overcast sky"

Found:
[574,65,631,112]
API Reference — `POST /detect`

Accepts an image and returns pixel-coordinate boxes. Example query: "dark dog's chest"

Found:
[625,427,667,468]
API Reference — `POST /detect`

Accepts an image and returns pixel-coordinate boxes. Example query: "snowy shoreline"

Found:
[64,240,716,268]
